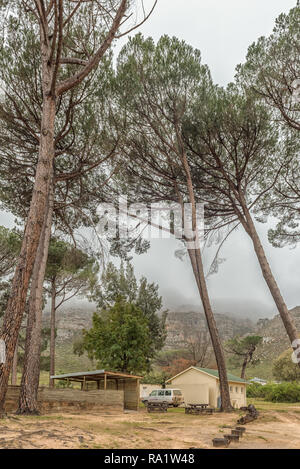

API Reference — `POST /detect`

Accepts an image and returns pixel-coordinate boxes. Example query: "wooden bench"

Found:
[147,402,168,413]
[185,403,214,415]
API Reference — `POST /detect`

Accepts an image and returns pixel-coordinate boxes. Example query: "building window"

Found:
[235,387,238,393]
[230,386,233,392]
[241,387,244,393]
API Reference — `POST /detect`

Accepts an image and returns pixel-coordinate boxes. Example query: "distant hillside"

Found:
[227,307,300,381]
[42,303,300,380]
[253,306,300,363]
[43,304,96,344]
[165,311,254,349]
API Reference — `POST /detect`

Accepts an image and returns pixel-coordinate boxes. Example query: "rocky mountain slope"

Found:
[43,304,256,346]
[253,306,300,361]
[165,311,254,349]
[43,303,300,379]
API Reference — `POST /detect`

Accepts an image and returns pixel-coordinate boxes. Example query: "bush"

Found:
[264,382,300,403]
[247,381,300,403]
[273,348,300,382]
[246,382,266,398]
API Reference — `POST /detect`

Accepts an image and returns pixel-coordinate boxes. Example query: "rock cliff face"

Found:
[253,306,300,362]
[43,305,95,344]
[43,304,300,357]
[42,304,300,378]
[44,305,255,347]
[164,311,254,349]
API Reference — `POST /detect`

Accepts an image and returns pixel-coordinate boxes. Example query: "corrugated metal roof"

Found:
[51,369,142,380]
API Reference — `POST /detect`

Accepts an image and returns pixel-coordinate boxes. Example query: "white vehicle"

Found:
[142,388,184,407]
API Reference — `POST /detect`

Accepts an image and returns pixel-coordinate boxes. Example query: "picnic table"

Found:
[185,403,214,415]
[147,401,168,413]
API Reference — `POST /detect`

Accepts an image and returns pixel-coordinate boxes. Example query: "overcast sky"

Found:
[1,0,299,320]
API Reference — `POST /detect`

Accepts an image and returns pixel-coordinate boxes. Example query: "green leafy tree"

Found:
[79,300,153,374]
[45,238,98,387]
[226,335,262,379]
[273,348,300,382]
[91,261,166,354]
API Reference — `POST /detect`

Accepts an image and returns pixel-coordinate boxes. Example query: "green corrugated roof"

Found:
[195,367,247,383]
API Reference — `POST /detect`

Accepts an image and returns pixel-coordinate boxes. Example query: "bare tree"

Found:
[185,330,212,368]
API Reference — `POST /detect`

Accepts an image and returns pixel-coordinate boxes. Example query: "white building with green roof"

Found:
[166,366,248,409]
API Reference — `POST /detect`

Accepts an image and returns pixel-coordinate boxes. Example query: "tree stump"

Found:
[224,434,239,442]
[212,438,230,448]
[237,404,259,425]
[232,429,243,438]
[235,426,246,434]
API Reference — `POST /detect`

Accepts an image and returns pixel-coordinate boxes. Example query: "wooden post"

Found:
[104,373,107,390]
[136,379,140,412]
[115,379,118,390]
[97,380,100,390]
[83,376,86,391]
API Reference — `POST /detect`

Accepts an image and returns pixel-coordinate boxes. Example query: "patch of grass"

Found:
[248,398,300,412]
[167,407,185,414]
[257,435,268,442]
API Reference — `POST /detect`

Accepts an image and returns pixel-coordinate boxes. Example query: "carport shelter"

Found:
[51,369,142,411]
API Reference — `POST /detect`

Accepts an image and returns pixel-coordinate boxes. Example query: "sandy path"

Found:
[0,407,300,449]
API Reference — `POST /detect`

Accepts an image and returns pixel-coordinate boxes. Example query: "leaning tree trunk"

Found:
[49,282,56,388]
[240,356,248,380]
[240,198,299,361]
[0,94,56,416]
[10,338,18,386]
[17,178,54,414]
[178,147,232,411]
[188,249,233,411]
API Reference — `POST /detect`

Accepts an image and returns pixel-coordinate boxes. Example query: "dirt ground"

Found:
[1,401,300,449]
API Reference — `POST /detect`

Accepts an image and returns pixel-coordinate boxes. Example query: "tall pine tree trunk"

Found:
[240,357,248,380]
[0,94,56,416]
[49,282,56,388]
[188,249,232,411]
[179,147,232,411]
[240,195,299,358]
[17,178,54,414]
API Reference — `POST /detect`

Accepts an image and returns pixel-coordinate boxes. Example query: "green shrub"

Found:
[246,382,266,398]
[264,382,300,403]
[247,382,300,403]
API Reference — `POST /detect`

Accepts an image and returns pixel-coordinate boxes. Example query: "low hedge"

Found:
[247,381,300,402]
